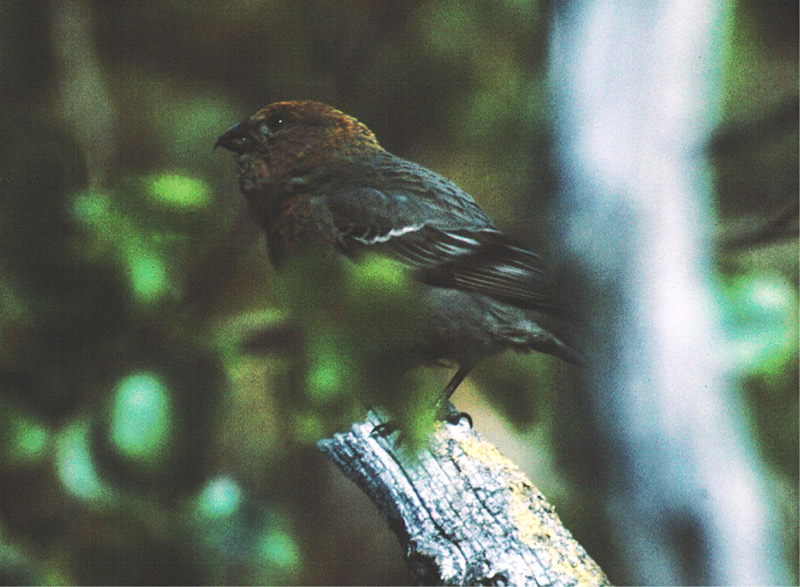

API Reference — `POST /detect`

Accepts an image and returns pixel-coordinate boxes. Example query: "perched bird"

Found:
[216,101,576,417]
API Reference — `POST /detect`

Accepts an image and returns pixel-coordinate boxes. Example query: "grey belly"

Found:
[417,287,566,366]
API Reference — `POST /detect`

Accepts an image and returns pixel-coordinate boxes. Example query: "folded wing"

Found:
[320,156,558,313]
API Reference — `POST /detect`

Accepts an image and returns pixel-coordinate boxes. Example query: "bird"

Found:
[216,100,576,420]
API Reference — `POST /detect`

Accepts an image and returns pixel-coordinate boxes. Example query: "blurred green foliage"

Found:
[0,0,796,584]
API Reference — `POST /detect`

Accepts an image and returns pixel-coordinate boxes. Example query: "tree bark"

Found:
[319,411,609,586]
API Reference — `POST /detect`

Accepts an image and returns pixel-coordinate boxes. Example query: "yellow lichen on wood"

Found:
[456,430,610,586]
[457,432,525,474]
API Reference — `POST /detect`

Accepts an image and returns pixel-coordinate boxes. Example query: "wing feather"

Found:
[319,154,558,312]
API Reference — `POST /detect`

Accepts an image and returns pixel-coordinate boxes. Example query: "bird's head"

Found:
[216,101,382,178]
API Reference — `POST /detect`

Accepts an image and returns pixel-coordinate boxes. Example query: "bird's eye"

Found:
[264,113,286,134]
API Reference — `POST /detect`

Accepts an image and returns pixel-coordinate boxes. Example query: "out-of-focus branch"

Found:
[721,200,799,251]
[50,0,118,187]
[709,95,799,157]
[318,411,609,586]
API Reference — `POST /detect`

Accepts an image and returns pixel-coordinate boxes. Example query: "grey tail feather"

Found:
[529,313,585,366]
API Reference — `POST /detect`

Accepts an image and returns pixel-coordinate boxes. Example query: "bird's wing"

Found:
[394,226,554,310]
[319,158,557,311]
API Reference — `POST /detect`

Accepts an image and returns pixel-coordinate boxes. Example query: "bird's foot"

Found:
[370,420,400,439]
[446,411,473,428]
[436,402,473,428]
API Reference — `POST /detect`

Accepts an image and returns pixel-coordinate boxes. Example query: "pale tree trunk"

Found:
[549,1,790,584]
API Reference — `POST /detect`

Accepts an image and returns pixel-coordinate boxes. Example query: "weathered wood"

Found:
[318,411,610,586]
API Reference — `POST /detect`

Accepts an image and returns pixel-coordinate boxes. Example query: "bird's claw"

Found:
[444,410,473,428]
[371,421,399,439]
[436,402,473,428]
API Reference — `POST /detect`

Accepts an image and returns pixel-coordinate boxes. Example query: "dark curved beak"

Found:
[215,122,256,153]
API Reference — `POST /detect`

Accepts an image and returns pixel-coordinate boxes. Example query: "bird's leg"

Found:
[372,364,475,438]
[435,364,473,426]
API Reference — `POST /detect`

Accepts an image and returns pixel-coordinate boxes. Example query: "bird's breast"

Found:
[264,195,337,266]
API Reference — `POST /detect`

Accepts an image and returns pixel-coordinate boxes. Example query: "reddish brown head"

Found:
[217,101,385,234]
[216,101,381,181]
